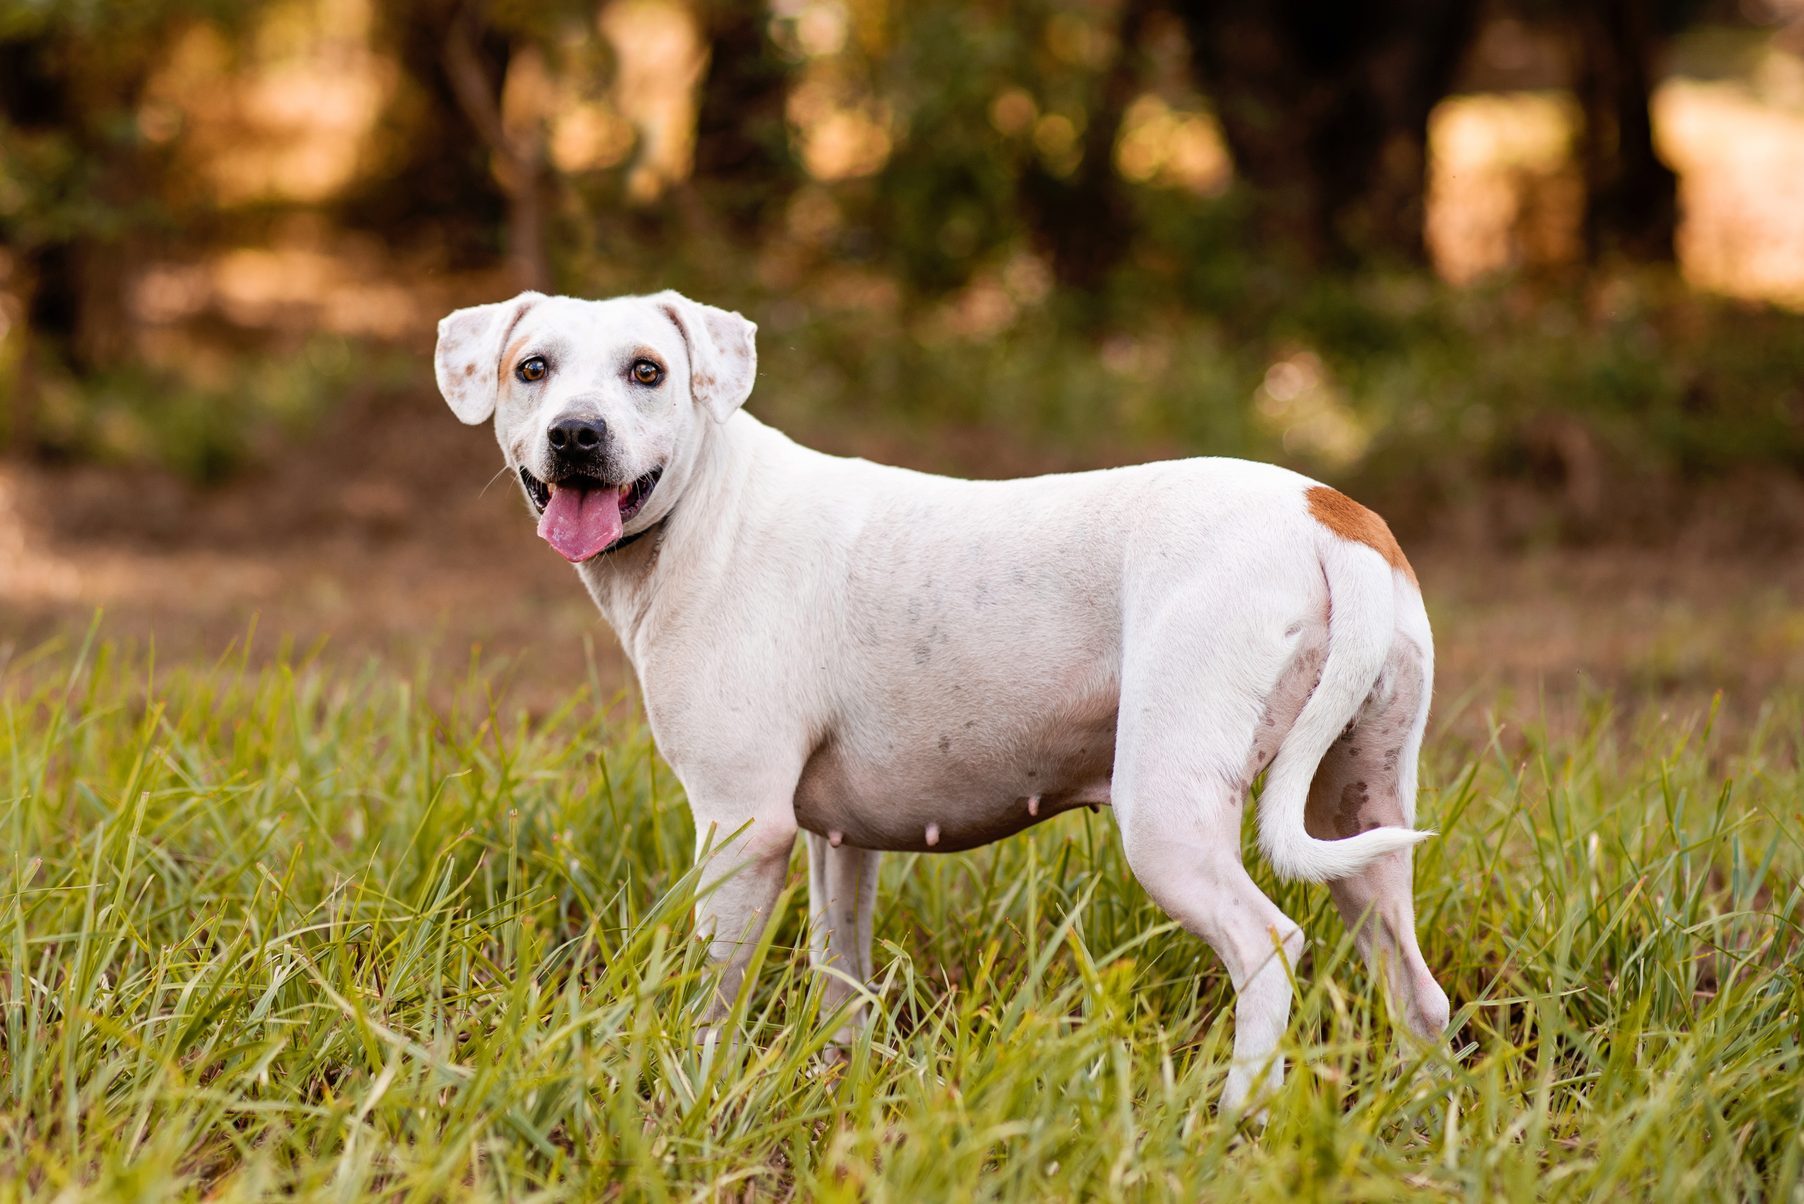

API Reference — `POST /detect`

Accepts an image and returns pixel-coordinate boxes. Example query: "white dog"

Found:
[435,289,1450,1113]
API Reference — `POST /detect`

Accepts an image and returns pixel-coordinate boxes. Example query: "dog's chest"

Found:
[791,689,1118,854]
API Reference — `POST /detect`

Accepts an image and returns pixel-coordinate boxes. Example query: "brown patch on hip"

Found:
[1305,485,1416,585]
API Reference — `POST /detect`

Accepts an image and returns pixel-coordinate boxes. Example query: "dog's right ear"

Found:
[434,293,544,425]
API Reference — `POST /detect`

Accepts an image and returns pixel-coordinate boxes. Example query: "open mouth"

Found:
[518,466,659,520]
[519,466,662,562]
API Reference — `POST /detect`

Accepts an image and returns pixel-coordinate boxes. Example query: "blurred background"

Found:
[2,0,1802,731]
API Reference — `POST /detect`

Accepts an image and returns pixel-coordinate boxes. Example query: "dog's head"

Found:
[434,290,757,562]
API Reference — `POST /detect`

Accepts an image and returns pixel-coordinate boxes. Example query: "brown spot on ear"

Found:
[1306,486,1417,585]
[463,363,476,377]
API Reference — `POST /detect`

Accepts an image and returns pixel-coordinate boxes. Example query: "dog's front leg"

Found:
[690,803,798,1033]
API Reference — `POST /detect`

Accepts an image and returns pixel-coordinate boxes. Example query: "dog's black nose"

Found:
[547,415,607,455]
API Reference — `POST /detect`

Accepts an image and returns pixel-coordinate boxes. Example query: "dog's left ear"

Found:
[654,291,758,423]
[435,292,544,425]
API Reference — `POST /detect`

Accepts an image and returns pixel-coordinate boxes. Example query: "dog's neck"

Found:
[573,410,769,663]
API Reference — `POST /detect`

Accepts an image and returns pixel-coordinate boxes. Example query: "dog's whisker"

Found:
[476,464,515,499]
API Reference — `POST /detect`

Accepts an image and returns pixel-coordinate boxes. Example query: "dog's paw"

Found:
[805,1044,852,1088]
[1220,1060,1282,1128]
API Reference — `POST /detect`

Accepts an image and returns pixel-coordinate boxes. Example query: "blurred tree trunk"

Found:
[0,40,142,372]
[1018,0,1154,293]
[692,0,797,237]
[1176,0,1479,265]
[1571,0,1677,262]
[0,31,155,453]
[443,8,554,292]
[346,4,510,266]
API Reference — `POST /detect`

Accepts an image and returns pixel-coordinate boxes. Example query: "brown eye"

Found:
[516,356,547,383]
[630,359,664,386]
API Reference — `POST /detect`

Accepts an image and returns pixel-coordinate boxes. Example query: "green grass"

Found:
[2,635,1801,1200]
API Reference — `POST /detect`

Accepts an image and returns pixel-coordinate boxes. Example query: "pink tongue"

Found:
[537,486,623,562]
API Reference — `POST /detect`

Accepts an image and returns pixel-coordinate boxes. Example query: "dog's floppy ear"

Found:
[654,291,758,423]
[434,292,544,425]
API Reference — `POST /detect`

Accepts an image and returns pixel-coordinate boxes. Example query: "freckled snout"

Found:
[546,414,609,476]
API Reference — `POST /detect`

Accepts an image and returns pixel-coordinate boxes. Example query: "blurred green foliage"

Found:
[17,336,415,482]
[728,263,1804,509]
[0,0,1801,541]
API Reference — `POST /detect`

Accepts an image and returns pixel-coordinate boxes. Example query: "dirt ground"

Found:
[3,386,1800,745]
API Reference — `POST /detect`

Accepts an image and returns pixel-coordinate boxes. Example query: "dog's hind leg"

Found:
[805,833,880,1053]
[1113,593,1308,1118]
[1305,638,1449,1042]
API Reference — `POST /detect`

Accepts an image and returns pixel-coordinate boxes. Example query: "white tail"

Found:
[1257,541,1434,881]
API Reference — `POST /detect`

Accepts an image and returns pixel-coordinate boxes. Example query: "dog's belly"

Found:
[791,702,1118,853]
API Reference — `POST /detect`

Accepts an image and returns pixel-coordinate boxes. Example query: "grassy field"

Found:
[1,633,1800,1201]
